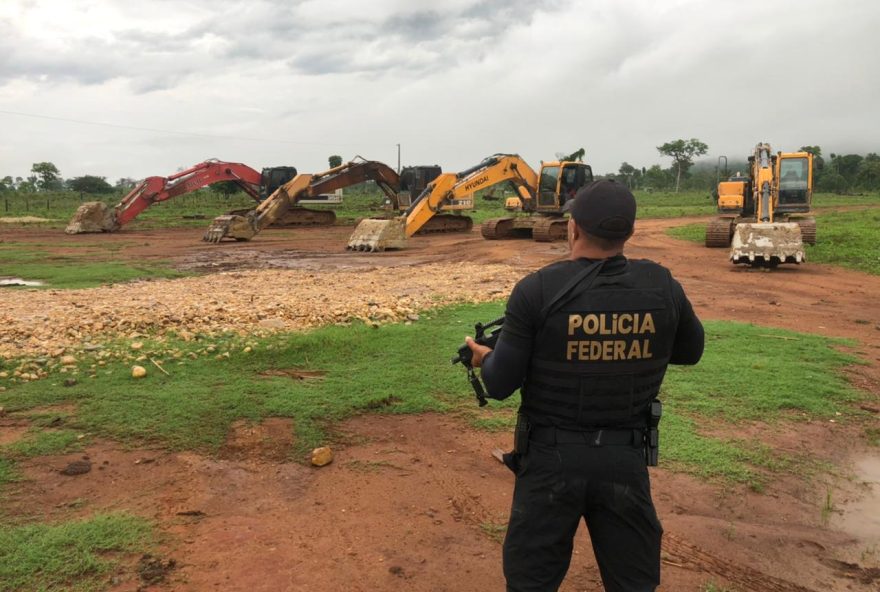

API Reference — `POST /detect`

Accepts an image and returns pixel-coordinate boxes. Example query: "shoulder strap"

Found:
[538,259,605,327]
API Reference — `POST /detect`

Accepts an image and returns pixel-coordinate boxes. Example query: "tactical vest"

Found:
[522,259,680,429]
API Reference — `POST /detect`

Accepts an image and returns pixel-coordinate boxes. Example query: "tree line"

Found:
[0,162,135,194]
[4,145,880,197]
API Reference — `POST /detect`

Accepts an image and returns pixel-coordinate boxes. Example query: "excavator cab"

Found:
[536,162,593,211]
[260,167,298,200]
[776,154,812,213]
[397,165,442,208]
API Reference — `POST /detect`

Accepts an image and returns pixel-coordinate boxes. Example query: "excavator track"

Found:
[705,217,734,248]
[481,218,515,240]
[795,217,817,245]
[228,207,336,227]
[414,215,473,235]
[531,217,567,242]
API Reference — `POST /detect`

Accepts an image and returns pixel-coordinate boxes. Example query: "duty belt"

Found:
[529,425,643,447]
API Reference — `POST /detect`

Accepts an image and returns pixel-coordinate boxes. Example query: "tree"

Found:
[68,175,114,194]
[0,176,13,192]
[618,162,638,188]
[657,138,708,192]
[115,178,137,192]
[832,153,863,182]
[214,181,243,196]
[643,165,674,191]
[857,154,880,190]
[30,162,62,191]
[328,155,343,168]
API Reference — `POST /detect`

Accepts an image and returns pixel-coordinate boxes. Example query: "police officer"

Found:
[465,180,704,592]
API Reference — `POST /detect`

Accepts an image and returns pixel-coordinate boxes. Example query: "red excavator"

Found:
[64,159,317,234]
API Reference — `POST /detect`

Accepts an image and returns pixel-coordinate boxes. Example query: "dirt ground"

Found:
[2,220,880,591]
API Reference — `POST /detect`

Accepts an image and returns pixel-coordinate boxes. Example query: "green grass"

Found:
[0,190,256,230]
[805,209,880,274]
[665,207,880,275]
[0,459,17,488]
[663,322,861,421]
[0,306,868,491]
[0,243,187,289]
[0,513,153,592]
[2,429,84,459]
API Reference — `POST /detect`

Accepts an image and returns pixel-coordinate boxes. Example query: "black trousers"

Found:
[503,439,662,592]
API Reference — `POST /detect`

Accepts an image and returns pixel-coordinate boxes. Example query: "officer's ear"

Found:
[568,218,580,243]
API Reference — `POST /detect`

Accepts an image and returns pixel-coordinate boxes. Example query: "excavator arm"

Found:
[65,160,264,234]
[347,154,538,251]
[202,159,400,242]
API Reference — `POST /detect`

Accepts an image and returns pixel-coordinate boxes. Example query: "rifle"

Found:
[451,317,504,406]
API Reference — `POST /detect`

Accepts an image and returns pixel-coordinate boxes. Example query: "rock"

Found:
[65,201,117,234]
[131,365,147,378]
[60,355,77,365]
[311,446,334,467]
[258,318,287,329]
[0,406,5,416]
[60,460,92,476]
[63,378,78,387]
[0,371,7,379]
[130,342,144,350]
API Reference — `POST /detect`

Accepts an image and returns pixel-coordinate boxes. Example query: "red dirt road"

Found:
[3,219,880,591]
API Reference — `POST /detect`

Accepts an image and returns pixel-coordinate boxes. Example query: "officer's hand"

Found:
[465,336,492,368]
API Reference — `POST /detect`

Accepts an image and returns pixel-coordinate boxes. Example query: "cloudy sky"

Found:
[1,0,877,182]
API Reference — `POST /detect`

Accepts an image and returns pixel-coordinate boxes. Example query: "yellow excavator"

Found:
[202,159,401,242]
[706,143,815,266]
[346,153,593,251]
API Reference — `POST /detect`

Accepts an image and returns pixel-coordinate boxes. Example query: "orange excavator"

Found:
[202,158,403,242]
[65,159,311,234]
[346,153,593,251]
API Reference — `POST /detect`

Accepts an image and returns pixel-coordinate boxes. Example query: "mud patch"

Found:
[0,423,29,445]
[137,553,176,587]
[835,453,880,543]
[219,417,296,461]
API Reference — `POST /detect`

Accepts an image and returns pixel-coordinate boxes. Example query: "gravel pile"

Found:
[0,263,522,360]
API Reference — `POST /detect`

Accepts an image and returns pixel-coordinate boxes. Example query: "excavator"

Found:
[202,159,403,242]
[705,143,815,266]
[346,153,593,251]
[64,160,309,234]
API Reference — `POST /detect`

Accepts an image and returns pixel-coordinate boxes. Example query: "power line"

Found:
[0,109,357,147]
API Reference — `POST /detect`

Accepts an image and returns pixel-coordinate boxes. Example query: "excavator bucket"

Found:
[346,218,408,252]
[65,202,119,234]
[202,214,257,243]
[730,222,805,266]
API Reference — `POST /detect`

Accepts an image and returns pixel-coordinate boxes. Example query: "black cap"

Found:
[563,179,636,239]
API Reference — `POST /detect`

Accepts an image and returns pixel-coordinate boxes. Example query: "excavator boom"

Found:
[203,159,400,242]
[65,160,267,234]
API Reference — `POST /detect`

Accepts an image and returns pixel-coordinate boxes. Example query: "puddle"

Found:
[836,454,880,542]
[0,278,44,287]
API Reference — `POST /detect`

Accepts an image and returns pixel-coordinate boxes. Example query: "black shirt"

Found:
[481,255,704,400]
